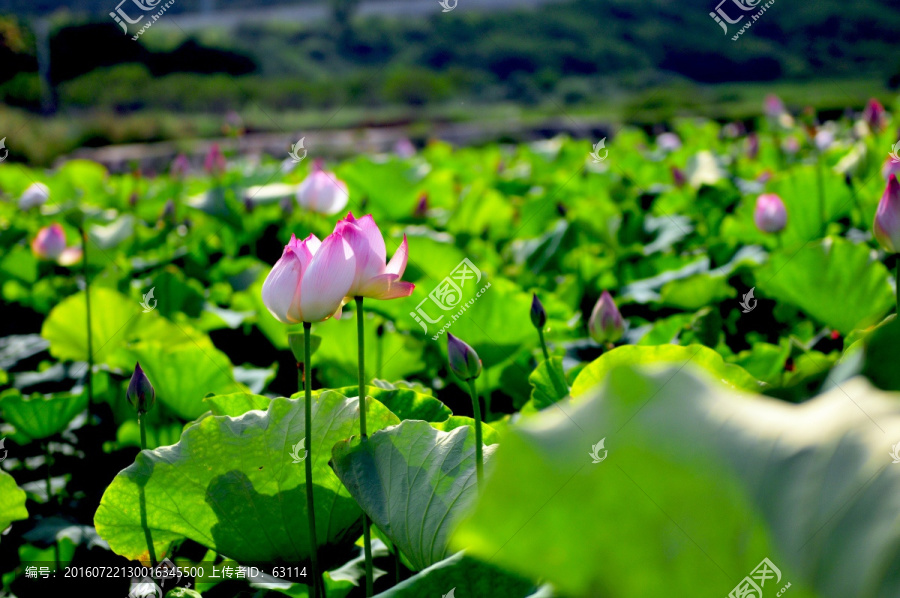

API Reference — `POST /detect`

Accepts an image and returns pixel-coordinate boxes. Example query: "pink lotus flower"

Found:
[764,94,786,119]
[204,143,226,176]
[296,160,349,215]
[31,224,67,260]
[261,232,357,323]
[171,154,191,178]
[863,98,887,133]
[874,175,900,253]
[58,247,83,266]
[588,291,624,344]
[332,212,414,300]
[754,193,787,233]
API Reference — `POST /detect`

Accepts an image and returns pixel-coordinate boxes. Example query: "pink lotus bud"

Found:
[863,98,887,133]
[754,193,787,233]
[747,132,760,160]
[332,212,414,300]
[31,224,67,260]
[58,247,83,266]
[764,94,786,119]
[656,132,681,152]
[882,157,900,182]
[670,166,686,188]
[757,170,773,184]
[783,137,800,155]
[413,193,428,218]
[296,161,349,215]
[204,143,226,176]
[127,362,156,414]
[19,183,50,210]
[874,175,900,253]
[171,154,191,178]
[447,333,482,381]
[394,137,416,158]
[261,232,357,323]
[530,293,547,329]
[588,291,624,345]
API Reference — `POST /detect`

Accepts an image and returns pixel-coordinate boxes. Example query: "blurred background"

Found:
[1,0,899,167]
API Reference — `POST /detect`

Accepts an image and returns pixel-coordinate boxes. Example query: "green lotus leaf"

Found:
[570,343,760,396]
[129,341,242,420]
[757,237,893,334]
[0,471,28,533]
[95,394,400,564]
[331,420,495,571]
[527,356,569,411]
[372,551,537,598]
[0,388,87,440]
[204,392,271,417]
[312,385,451,423]
[452,363,900,597]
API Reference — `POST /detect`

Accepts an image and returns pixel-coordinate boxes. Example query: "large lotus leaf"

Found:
[526,356,569,411]
[41,287,219,370]
[95,394,400,563]
[372,551,537,598]
[570,343,760,396]
[0,388,88,439]
[331,420,496,571]
[0,471,28,532]
[757,237,893,334]
[129,341,241,420]
[312,385,451,423]
[452,363,900,598]
[205,392,272,416]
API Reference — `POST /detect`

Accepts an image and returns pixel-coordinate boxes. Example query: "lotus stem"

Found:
[537,327,550,362]
[816,152,826,234]
[44,442,61,571]
[467,378,484,487]
[895,258,899,314]
[81,227,94,422]
[354,296,375,597]
[302,322,323,598]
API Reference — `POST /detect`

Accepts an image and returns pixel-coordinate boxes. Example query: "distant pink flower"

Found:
[296,160,349,215]
[31,224,66,260]
[171,154,191,178]
[394,138,416,158]
[204,143,226,176]
[863,98,887,133]
[332,212,414,300]
[764,94,786,119]
[874,175,900,253]
[261,232,357,323]
[754,193,787,233]
[782,137,800,155]
[19,183,49,210]
[656,132,681,152]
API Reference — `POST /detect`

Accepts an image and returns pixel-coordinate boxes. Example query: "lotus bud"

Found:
[204,143,226,176]
[31,224,67,260]
[746,132,760,160]
[763,94,786,119]
[656,132,681,152]
[883,157,900,182]
[19,182,50,210]
[447,333,482,381]
[413,193,428,218]
[874,175,900,253]
[171,153,191,178]
[814,129,834,152]
[161,200,176,226]
[530,293,547,329]
[754,193,787,233]
[863,98,886,133]
[670,166,686,188]
[588,291,624,345]
[127,362,156,414]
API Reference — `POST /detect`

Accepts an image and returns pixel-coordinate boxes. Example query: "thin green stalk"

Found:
[816,152,826,234]
[44,442,61,571]
[895,258,899,314]
[354,297,375,597]
[303,322,323,598]
[136,413,158,568]
[466,378,484,487]
[537,328,550,362]
[82,228,94,420]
